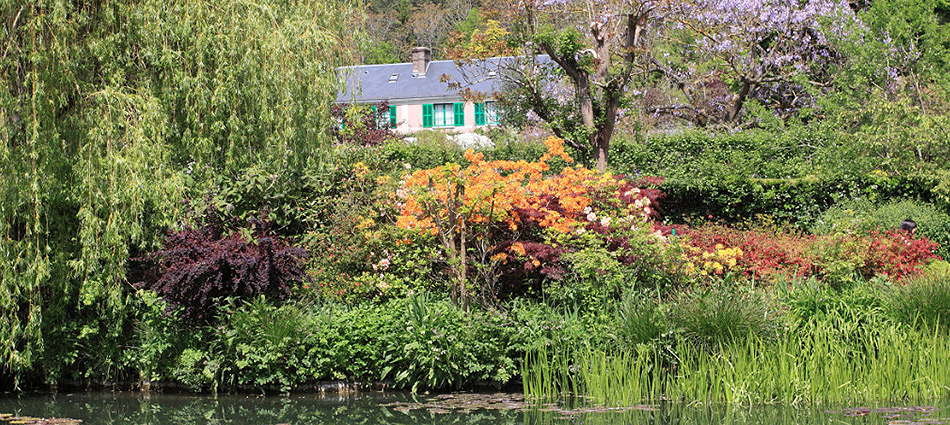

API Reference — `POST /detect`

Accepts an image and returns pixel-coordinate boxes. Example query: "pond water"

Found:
[1,391,948,425]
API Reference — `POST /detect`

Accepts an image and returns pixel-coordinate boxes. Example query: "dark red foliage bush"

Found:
[133,219,309,321]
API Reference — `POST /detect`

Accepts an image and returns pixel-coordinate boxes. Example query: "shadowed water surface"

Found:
[1,392,948,424]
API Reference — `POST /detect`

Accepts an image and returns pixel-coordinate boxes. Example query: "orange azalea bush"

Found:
[394,137,666,307]
[396,136,657,236]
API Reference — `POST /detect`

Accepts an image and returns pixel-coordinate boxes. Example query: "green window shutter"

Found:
[423,104,433,128]
[474,103,485,126]
[389,105,397,128]
[453,102,464,126]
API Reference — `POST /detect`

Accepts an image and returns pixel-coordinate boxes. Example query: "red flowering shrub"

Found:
[863,230,940,280]
[680,224,812,281]
[680,224,938,283]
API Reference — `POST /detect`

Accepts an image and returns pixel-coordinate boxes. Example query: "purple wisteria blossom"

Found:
[648,0,863,126]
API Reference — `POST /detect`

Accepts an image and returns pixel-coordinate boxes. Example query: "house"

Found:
[336,47,504,134]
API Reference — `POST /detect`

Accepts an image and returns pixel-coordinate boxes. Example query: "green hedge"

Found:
[606,131,945,227]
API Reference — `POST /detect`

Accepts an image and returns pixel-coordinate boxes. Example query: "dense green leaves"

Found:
[0,0,352,384]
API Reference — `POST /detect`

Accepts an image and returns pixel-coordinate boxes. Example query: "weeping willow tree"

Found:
[0,0,355,385]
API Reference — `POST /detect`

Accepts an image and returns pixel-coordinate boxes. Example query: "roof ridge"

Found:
[337,55,541,71]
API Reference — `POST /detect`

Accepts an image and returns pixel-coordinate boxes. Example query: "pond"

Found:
[1,391,948,425]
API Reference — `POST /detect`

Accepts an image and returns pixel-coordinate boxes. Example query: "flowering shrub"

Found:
[683,244,744,277]
[680,224,812,281]
[681,224,938,283]
[303,156,441,302]
[863,230,940,280]
[395,137,667,307]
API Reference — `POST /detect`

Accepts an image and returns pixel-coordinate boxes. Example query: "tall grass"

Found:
[523,324,950,406]
[886,271,950,331]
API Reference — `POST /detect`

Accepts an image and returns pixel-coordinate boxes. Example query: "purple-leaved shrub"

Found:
[134,218,309,322]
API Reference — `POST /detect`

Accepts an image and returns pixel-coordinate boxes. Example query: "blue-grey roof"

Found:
[336,56,551,104]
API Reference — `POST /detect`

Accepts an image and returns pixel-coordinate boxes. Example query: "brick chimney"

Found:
[411,47,431,76]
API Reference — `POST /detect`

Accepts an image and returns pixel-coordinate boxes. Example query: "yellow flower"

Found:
[352,161,370,178]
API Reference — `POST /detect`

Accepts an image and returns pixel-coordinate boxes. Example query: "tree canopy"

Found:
[0,0,353,383]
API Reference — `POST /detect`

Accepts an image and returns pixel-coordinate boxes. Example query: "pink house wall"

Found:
[393,101,491,134]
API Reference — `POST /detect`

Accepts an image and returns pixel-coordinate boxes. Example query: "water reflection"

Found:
[0,392,947,425]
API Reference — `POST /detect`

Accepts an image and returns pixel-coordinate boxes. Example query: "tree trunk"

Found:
[593,90,620,172]
[459,222,468,312]
[729,79,753,122]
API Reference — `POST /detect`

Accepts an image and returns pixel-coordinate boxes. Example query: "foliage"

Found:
[886,270,950,331]
[446,16,513,59]
[395,136,664,308]
[134,218,310,322]
[669,286,780,347]
[858,0,950,91]
[331,102,399,146]
[814,198,950,259]
[651,0,860,126]
[0,0,353,383]
[681,223,938,284]
[380,293,515,391]
[216,298,334,392]
[606,130,942,226]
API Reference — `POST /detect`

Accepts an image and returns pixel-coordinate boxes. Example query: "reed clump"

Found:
[524,276,950,406]
[524,324,950,406]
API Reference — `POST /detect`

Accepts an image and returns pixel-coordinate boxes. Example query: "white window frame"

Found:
[433,103,453,127]
[485,101,500,125]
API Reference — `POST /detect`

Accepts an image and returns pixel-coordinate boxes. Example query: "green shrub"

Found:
[216,298,326,392]
[669,286,780,347]
[375,138,550,172]
[813,198,950,258]
[380,293,516,391]
[607,131,936,226]
[885,270,950,331]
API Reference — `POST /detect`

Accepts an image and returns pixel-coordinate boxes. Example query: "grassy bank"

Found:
[523,272,950,406]
[525,325,950,406]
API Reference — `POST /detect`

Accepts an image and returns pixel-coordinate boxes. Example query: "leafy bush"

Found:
[681,224,938,283]
[669,287,780,347]
[886,270,950,331]
[813,198,950,259]
[394,137,668,308]
[377,137,551,172]
[607,131,937,226]
[214,298,336,392]
[379,293,515,391]
[134,218,309,321]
